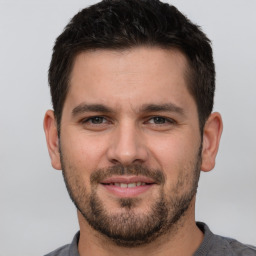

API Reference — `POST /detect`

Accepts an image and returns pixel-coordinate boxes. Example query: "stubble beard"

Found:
[60,150,201,247]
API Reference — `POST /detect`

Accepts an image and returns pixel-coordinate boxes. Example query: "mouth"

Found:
[100,176,157,197]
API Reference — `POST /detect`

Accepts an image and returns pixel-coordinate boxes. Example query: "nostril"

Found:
[110,159,120,165]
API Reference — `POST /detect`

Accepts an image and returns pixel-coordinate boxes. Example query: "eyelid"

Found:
[80,115,109,124]
[79,115,176,126]
[146,116,177,124]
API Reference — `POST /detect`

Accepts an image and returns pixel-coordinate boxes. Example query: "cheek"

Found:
[60,130,108,179]
[148,134,198,166]
[66,128,106,154]
[147,134,200,186]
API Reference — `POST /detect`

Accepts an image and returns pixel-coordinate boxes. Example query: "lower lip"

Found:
[101,184,155,197]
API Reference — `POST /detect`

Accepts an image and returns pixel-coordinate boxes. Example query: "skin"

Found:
[44,47,223,256]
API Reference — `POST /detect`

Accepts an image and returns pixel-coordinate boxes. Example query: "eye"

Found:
[82,116,107,125]
[149,116,167,124]
[90,116,105,124]
[147,116,175,125]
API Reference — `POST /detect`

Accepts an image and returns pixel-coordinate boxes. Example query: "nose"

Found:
[106,122,148,165]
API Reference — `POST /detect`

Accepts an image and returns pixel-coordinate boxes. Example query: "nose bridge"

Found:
[107,120,147,165]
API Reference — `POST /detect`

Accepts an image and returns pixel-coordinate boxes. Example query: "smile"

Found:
[100,176,156,197]
[104,182,147,188]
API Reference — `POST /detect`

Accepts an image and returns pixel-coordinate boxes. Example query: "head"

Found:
[44,0,222,247]
[49,0,215,135]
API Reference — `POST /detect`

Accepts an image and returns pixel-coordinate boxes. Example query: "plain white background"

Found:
[0,1,255,255]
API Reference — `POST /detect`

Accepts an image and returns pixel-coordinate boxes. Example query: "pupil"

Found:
[92,117,103,124]
[154,117,165,124]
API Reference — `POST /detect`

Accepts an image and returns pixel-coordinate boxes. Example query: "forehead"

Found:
[70,47,189,85]
[65,47,195,113]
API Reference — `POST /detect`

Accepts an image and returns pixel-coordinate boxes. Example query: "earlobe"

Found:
[43,110,62,170]
[201,112,223,172]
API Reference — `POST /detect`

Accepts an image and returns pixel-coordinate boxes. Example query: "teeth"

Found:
[111,182,147,187]
[128,183,136,188]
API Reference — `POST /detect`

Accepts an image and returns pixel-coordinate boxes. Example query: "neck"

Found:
[77,198,204,256]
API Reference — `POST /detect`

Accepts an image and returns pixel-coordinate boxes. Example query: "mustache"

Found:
[90,164,166,185]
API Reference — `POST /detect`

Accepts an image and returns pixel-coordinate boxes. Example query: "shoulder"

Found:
[195,222,256,256]
[216,235,256,255]
[44,244,70,256]
[44,232,80,256]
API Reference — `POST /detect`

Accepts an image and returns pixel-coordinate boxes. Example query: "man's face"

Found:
[58,47,202,246]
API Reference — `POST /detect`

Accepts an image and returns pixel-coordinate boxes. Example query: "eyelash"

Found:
[81,116,109,125]
[146,116,176,125]
[81,116,176,126]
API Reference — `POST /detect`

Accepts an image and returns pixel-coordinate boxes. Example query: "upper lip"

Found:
[101,175,156,184]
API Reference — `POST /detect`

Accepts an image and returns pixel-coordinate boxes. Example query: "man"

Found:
[43,0,255,255]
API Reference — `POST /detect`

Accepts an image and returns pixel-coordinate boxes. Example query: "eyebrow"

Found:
[72,103,113,116]
[139,103,185,116]
[72,102,185,117]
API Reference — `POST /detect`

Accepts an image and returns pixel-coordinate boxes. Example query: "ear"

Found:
[43,110,62,170]
[201,112,223,172]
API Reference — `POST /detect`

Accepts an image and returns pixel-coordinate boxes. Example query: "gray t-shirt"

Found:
[44,222,256,256]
